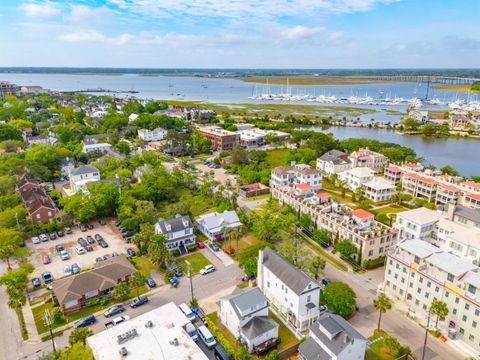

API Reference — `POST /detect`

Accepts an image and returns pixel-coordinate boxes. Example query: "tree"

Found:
[440,165,460,177]
[132,224,154,255]
[0,124,22,142]
[116,141,131,155]
[298,214,312,230]
[128,271,146,297]
[373,293,392,330]
[384,335,401,355]
[306,256,326,280]
[321,282,356,318]
[112,282,129,301]
[69,327,94,346]
[430,299,449,329]
[148,234,171,268]
[334,239,357,260]
[224,226,244,253]
[312,229,332,247]
[7,286,26,310]
[60,342,94,360]
[0,229,23,270]
[265,349,279,360]
[230,146,249,166]
[278,238,308,268]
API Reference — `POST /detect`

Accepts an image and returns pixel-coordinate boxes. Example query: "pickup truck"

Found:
[105,315,130,328]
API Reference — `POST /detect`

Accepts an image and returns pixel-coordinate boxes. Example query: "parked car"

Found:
[200,264,215,275]
[71,263,81,274]
[111,252,119,257]
[77,237,87,247]
[105,315,130,328]
[65,227,73,234]
[122,230,134,238]
[196,242,205,249]
[95,257,103,263]
[99,218,106,225]
[86,235,95,244]
[86,223,94,230]
[49,232,57,240]
[99,240,109,248]
[321,278,332,287]
[319,305,329,315]
[145,277,156,288]
[167,263,183,277]
[56,230,64,237]
[55,244,65,253]
[75,246,86,255]
[209,243,220,252]
[73,315,96,328]
[42,271,53,283]
[103,254,112,261]
[126,248,136,257]
[63,265,72,277]
[39,234,49,242]
[104,305,125,318]
[84,244,93,252]
[60,250,69,261]
[32,236,40,244]
[130,295,148,308]
[42,254,51,264]
[94,234,103,242]
[115,220,121,227]
[125,236,133,243]
[31,277,41,287]
[79,224,87,232]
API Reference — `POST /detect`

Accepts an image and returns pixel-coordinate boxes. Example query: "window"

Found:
[459,328,464,335]
[415,299,420,306]
[473,321,477,329]
[453,308,457,315]
[307,295,311,302]
[435,286,439,293]
[414,256,420,264]
[475,309,480,316]
[425,292,429,299]
[462,315,467,322]
[427,281,431,288]
[417,288,421,294]
[445,292,450,298]
[447,273,455,282]
[369,250,373,256]
[419,277,423,283]
[469,334,474,342]
[468,284,477,295]
[388,270,392,275]
[455,297,460,304]
[465,304,470,311]
[394,274,398,279]
[267,281,270,288]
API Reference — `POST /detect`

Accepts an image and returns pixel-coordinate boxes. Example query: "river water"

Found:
[1,72,478,176]
[308,126,479,176]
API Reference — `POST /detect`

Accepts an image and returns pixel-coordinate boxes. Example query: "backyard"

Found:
[365,330,411,360]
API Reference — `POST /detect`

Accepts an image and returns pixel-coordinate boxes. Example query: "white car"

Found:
[39,234,49,242]
[63,265,72,277]
[319,305,328,315]
[75,246,86,255]
[60,250,70,261]
[32,236,40,244]
[200,264,215,275]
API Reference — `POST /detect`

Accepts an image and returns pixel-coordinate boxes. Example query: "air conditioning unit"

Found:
[119,347,128,356]
[145,320,153,328]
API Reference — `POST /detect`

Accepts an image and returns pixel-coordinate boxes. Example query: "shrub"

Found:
[362,257,385,269]
[205,317,235,356]
[171,249,181,257]
[186,244,197,252]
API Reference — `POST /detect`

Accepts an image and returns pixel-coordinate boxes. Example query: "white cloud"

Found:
[68,5,114,23]
[280,25,324,40]
[59,30,106,43]
[21,1,60,18]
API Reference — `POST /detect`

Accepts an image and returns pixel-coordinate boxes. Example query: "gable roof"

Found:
[197,210,241,232]
[156,215,192,234]
[318,150,351,165]
[52,255,135,305]
[260,247,319,296]
[227,287,267,317]
[70,165,99,176]
[241,316,278,341]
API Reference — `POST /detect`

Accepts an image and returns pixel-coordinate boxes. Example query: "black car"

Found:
[104,305,125,318]
[145,277,156,288]
[99,218,106,225]
[49,232,57,240]
[130,295,148,308]
[57,230,64,237]
[115,220,121,227]
[95,257,103,263]
[321,278,332,287]
[73,315,96,328]
[80,224,87,232]
[94,234,103,242]
[99,240,109,248]
[86,235,95,244]
[55,244,65,253]
[126,248,136,257]
[209,243,220,252]
[77,237,87,247]
[125,236,133,244]
[122,230,134,238]
[31,277,41,287]
[167,263,183,277]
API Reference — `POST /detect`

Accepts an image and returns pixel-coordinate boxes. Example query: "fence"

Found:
[278,343,300,360]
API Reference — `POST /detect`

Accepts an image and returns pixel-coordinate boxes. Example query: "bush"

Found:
[186,244,197,252]
[171,249,181,257]
[205,317,235,356]
[362,257,385,269]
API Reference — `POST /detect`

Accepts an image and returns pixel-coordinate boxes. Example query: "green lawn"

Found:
[179,252,211,274]
[374,205,408,215]
[365,331,401,360]
[265,149,290,168]
[268,310,299,352]
[232,232,264,254]
[130,256,156,277]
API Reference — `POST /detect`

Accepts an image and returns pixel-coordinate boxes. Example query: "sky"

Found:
[0,0,479,68]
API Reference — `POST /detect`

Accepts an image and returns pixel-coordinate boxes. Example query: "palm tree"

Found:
[224,226,244,253]
[373,293,392,330]
[128,271,146,297]
[7,287,26,311]
[430,299,449,329]
[148,234,172,268]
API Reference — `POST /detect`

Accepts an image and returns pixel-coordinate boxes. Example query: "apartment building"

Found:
[316,150,353,176]
[0,82,18,97]
[363,177,396,202]
[338,167,374,191]
[196,125,239,151]
[349,147,387,172]
[385,239,480,353]
[237,128,290,148]
[257,247,320,333]
[271,185,398,262]
[16,176,59,223]
[384,165,403,184]
[270,164,322,192]
[137,127,167,142]
[402,172,438,203]
[394,207,443,241]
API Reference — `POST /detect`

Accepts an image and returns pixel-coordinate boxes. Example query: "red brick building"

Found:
[16,176,59,223]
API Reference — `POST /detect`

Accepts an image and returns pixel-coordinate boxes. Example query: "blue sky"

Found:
[0,0,479,68]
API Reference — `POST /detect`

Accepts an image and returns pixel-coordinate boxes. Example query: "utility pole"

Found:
[421,307,432,360]
[185,260,194,304]
[15,212,20,230]
[45,309,56,354]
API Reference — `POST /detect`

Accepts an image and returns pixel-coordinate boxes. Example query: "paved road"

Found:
[320,259,464,360]
[7,249,243,360]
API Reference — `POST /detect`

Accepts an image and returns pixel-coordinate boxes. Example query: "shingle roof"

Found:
[228,287,267,317]
[196,210,241,232]
[453,205,480,225]
[155,215,192,234]
[318,150,351,165]
[260,247,319,296]
[298,336,330,360]
[240,316,278,341]
[70,165,99,176]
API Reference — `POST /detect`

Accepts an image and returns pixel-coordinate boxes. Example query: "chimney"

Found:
[343,334,350,344]
[257,250,264,290]
[447,200,456,221]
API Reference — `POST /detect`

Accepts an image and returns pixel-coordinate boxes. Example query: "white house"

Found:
[363,177,396,202]
[128,113,139,122]
[349,147,387,173]
[138,128,168,142]
[218,287,279,353]
[195,210,242,241]
[298,313,367,360]
[69,165,101,194]
[270,164,322,191]
[82,142,112,154]
[338,167,374,191]
[394,207,443,241]
[257,247,320,333]
[154,214,195,254]
[60,157,75,178]
[316,150,353,176]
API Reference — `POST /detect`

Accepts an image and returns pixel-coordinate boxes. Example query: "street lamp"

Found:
[185,260,194,304]
[421,306,432,360]
[45,309,56,354]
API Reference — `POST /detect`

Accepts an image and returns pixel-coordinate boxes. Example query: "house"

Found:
[82,134,112,153]
[196,125,239,151]
[394,207,443,241]
[298,313,367,360]
[338,167,374,191]
[16,176,58,223]
[60,157,75,178]
[196,210,242,241]
[128,113,139,122]
[154,214,195,254]
[349,147,387,173]
[52,255,136,314]
[87,302,209,360]
[310,192,332,205]
[237,128,291,148]
[28,134,57,146]
[316,150,353,176]
[218,287,279,353]
[270,164,322,191]
[69,165,101,194]
[257,247,321,332]
[138,128,168,142]
[363,177,396,202]
[238,183,270,198]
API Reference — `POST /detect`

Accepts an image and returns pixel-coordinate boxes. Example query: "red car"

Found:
[42,254,51,264]
[196,242,205,249]
[84,244,93,252]
[86,223,94,230]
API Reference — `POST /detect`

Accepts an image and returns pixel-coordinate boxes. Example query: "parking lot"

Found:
[195,163,237,186]
[28,220,133,283]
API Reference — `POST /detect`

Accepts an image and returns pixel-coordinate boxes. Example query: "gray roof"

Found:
[70,165,99,176]
[318,150,351,165]
[427,252,476,277]
[156,215,192,234]
[228,287,267,318]
[261,247,319,296]
[310,313,366,356]
[397,239,441,259]
[240,316,278,341]
[197,210,241,232]
[453,205,480,225]
[298,337,330,360]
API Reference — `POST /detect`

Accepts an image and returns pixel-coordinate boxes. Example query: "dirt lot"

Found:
[27,220,132,282]
[195,163,237,186]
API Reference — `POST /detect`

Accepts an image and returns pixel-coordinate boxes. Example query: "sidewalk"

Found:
[23,303,41,344]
